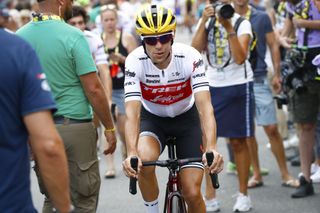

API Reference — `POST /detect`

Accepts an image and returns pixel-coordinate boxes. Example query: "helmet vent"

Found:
[162,14,167,25]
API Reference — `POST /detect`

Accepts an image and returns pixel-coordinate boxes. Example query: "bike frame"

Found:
[164,138,187,213]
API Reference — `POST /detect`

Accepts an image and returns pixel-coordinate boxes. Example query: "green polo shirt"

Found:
[17,17,97,119]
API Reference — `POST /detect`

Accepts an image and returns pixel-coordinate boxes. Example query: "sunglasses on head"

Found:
[143,33,173,46]
[100,4,117,12]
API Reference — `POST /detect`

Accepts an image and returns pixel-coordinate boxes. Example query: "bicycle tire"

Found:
[169,196,186,213]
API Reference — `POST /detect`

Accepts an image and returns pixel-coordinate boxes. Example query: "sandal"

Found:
[248,177,264,188]
[282,179,299,188]
[104,170,116,179]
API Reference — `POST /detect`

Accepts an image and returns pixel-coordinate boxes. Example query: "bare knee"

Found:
[299,123,315,132]
[230,138,247,153]
[264,124,281,139]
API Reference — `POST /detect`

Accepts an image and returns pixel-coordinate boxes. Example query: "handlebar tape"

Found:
[129,157,138,195]
[206,152,220,189]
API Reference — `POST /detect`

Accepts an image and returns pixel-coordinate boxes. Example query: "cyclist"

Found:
[122,4,223,213]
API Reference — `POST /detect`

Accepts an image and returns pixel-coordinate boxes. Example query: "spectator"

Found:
[16,0,117,211]
[279,0,320,198]
[192,0,254,211]
[233,0,299,189]
[0,1,72,212]
[100,3,137,178]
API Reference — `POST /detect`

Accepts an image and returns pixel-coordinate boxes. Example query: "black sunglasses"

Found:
[143,33,173,46]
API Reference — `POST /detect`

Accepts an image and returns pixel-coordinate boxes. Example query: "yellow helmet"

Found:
[135,4,176,36]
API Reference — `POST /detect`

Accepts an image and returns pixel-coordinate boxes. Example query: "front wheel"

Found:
[169,196,186,213]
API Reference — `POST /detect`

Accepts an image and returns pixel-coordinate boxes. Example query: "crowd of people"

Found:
[0,0,320,212]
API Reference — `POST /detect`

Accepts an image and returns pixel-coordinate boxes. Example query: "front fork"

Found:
[164,170,187,213]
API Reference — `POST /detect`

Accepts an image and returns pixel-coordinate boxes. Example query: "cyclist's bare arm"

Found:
[194,91,216,150]
[123,100,142,178]
[25,111,71,213]
[194,91,223,174]
[97,64,112,107]
[80,72,116,154]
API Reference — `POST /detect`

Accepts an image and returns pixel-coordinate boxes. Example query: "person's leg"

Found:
[297,123,316,182]
[117,113,127,160]
[137,136,161,202]
[246,136,263,184]
[180,168,205,213]
[204,171,217,200]
[230,138,250,195]
[290,80,319,198]
[264,124,297,184]
[60,122,100,212]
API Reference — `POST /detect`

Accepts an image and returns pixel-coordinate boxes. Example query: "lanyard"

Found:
[102,30,121,65]
[214,18,228,66]
[32,14,62,22]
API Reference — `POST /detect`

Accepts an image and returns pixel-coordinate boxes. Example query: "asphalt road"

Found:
[31,27,320,213]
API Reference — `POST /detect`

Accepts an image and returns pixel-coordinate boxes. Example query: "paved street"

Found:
[31,28,320,213]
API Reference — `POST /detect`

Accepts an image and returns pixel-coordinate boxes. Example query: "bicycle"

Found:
[129,137,219,213]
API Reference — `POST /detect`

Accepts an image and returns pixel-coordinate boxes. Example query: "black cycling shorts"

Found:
[140,105,203,170]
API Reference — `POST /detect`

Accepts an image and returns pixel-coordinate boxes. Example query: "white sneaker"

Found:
[283,135,299,149]
[204,197,220,212]
[233,193,252,212]
[311,163,319,175]
[311,167,320,183]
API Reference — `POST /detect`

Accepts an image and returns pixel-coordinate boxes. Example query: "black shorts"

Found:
[140,105,203,169]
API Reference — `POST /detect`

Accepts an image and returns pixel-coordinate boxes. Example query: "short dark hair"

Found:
[66,5,89,23]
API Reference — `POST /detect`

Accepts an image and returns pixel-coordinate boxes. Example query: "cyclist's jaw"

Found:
[145,40,172,69]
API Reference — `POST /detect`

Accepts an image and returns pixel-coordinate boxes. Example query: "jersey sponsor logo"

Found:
[171,72,181,77]
[174,54,185,58]
[146,79,161,84]
[192,59,204,72]
[139,57,148,60]
[140,79,192,105]
[192,73,205,79]
[124,81,136,86]
[145,74,160,78]
[168,77,185,83]
[125,69,136,77]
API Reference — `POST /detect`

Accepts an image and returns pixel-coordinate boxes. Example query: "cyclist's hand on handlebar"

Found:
[202,150,224,174]
[122,155,142,179]
[103,131,117,155]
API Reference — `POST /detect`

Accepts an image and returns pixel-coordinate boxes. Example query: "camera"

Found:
[280,48,308,95]
[211,1,234,19]
[274,93,288,109]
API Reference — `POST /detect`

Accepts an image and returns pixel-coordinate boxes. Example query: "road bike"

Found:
[129,137,219,213]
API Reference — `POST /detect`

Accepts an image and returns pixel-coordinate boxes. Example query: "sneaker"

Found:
[283,135,299,149]
[233,193,252,212]
[227,162,237,174]
[311,163,319,175]
[204,197,220,212]
[311,167,320,183]
[291,176,314,198]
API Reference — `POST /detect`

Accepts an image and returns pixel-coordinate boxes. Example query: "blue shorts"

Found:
[112,89,125,114]
[210,82,254,138]
[253,76,277,126]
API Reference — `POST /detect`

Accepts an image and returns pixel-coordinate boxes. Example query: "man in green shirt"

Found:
[17,0,116,212]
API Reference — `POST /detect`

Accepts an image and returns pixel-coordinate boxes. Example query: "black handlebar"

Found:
[206,152,220,189]
[129,157,138,195]
[142,157,202,167]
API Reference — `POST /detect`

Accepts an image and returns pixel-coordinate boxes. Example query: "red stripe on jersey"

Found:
[140,78,192,105]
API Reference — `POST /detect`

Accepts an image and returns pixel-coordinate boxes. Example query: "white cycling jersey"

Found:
[84,30,108,65]
[124,42,209,118]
